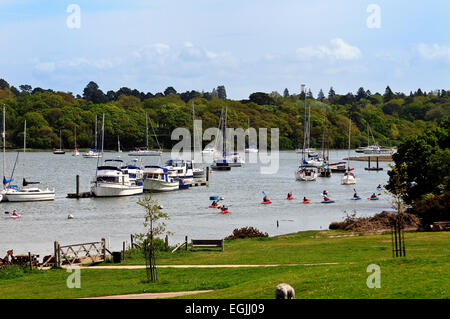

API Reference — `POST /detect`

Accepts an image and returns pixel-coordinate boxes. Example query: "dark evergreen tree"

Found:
[19,84,32,93]
[356,87,367,101]
[306,89,313,99]
[328,87,336,102]
[317,89,325,101]
[164,86,177,96]
[0,78,9,90]
[217,85,227,99]
[283,88,290,98]
[383,85,394,102]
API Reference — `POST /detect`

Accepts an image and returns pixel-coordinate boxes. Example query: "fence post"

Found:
[165,235,169,251]
[101,238,106,261]
[54,241,61,267]
[206,166,210,186]
[131,234,134,248]
[28,252,32,270]
[185,236,188,251]
[123,241,126,260]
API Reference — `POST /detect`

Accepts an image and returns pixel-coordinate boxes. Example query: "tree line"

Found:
[0,78,448,151]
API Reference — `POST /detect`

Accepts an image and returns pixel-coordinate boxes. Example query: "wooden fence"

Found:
[52,238,108,267]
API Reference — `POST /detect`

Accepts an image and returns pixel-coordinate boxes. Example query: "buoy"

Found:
[68,214,74,219]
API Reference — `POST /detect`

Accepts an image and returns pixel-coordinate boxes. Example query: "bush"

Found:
[225,227,269,240]
[0,265,33,279]
[411,191,450,229]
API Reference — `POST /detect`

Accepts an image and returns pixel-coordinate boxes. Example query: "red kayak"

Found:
[286,197,294,200]
[303,200,311,204]
[261,201,272,204]
[220,210,230,214]
[209,205,221,208]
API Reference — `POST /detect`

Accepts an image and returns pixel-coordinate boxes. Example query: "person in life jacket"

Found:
[211,200,218,206]
[371,193,377,198]
[221,205,228,212]
[303,196,309,202]
[287,192,293,199]
[322,190,328,197]
[263,195,269,202]
[12,210,19,217]
[354,192,359,198]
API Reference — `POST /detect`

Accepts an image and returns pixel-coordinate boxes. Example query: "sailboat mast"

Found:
[301,84,307,161]
[2,105,5,187]
[23,120,26,178]
[94,114,98,150]
[347,118,352,171]
[145,112,149,148]
[223,107,228,156]
[101,113,105,157]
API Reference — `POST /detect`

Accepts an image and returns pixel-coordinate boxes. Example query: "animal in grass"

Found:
[275,283,295,299]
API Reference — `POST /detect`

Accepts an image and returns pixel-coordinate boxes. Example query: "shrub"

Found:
[411,191,450,229]
[225,227,269,240]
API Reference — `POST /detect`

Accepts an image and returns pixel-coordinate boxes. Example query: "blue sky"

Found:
[1,0,449,99]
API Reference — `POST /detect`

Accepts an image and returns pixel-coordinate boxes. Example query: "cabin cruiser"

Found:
[164,159,194,183]
[224,152,244,167]
[211,159,231,171]
[192,160,205,177]
[120,159,144,185]
[91,159,143,197]
[143,166,179,192]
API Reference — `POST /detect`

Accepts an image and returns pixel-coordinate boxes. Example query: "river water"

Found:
[0,150,393,257]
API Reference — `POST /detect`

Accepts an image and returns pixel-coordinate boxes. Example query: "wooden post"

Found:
[54,241,60,267]
[185,236,188,251]
[122,241,126,260]
[376,157,379,170]
[28,252,32,271]
[206,166,210,186]
[130,234,134,248]
[76,175,80,197]
[368,156,371,168]
[165,235,169,251]
[221,239,224,252]
[101,238,106,261]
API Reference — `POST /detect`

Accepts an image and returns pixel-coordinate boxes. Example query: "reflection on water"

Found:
[0,151,393,256]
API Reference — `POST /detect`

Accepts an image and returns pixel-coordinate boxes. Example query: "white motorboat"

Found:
[341,119,356,185]
[164,159,194,183]
[143,166,179,192]
[224,152,244,167]
[91,114,143,197]
[245,145,259,153]
[295,162,318,181]
[120,159,144,185]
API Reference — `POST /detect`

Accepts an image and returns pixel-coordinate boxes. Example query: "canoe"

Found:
[261,201,272,204]
[321,200,335,204]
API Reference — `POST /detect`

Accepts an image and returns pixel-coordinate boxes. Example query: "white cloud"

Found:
[34,62,55,73]
[417,43,450,62]
[296,38,361,60]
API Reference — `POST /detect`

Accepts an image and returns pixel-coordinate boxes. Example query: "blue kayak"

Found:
[351,197,361,200]
[370,197,379,200]
[321,200,335,204]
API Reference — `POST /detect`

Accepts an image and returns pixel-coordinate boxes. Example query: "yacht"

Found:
[90,114,143,197]
[224,152,244,167]
[83,114,101,158]
[72,127,79,156]
[211,107,232,171]
[120,159,144,185]
[245,145,259,153]
[143,166,179,192]
[295,161,318,181]
[129,112,162,156]
[4,118,55,202]
[53,129,65,154]
[164,159,194,183]
[341,119,356,185]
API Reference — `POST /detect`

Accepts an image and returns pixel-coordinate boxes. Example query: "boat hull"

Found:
[143,179,179,192]
[5,190,55,202]
[91,183,143,197]
[295,170,318,181]
[128,151,162,156]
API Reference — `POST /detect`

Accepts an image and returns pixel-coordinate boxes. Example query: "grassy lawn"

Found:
[0,230,449,299]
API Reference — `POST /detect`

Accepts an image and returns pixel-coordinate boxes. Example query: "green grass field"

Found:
[1,230,449,299]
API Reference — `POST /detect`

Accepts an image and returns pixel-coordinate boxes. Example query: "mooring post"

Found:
[376,157,379,170]
[76,175,80,197]
[54,241,59,267]
[206,166,210,186]
[185,236,188,251]
[101,238,106,261]
[368,156,371,168]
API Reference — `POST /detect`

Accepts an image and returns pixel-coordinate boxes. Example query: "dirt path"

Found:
[71,262,349,269]
[82,290,213,299]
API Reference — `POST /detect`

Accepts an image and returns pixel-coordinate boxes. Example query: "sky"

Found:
[1,0,449,99]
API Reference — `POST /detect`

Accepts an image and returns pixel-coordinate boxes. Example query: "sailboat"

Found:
[211,107,231,171]
[91,114,144,197]
[83,114,101,158]
[53,129,65,154]
[5,119,55,202]
[245,118,258,153]
[341,118,356,185]
[129,112,162,156]
[72,127,79,156]
[295,85,318,181]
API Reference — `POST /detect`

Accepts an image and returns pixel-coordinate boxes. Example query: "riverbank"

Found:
[343,155,393,161]
[1,230,448,298]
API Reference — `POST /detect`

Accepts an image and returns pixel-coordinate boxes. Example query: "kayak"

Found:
[209,205,222,208]
[220,210,230,214]
[286,197,294,200]
[11,213,21,219]
[351,197,361,200]
[303,200,311,204]
[261,201,272,204]
[321,200,335,204]
[370,197,379,200]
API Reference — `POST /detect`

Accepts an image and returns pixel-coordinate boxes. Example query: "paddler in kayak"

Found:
[211,200,218,207]
[11,210,20,218]
[303,196,310,203]
[371,193,378,199]
[287,192,293,199]
[263,195,270,203]
[220,205,229,213]
[323,194,331,202]
[322,190,328,197]
[353,191,359,198]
